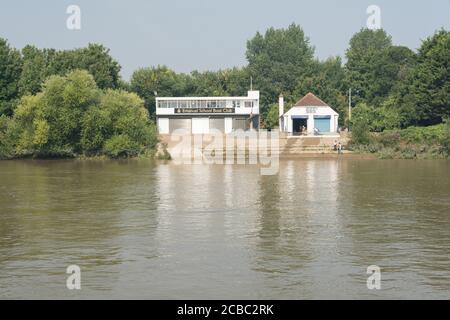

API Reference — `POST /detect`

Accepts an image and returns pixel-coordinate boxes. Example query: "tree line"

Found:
[0,24,449,158]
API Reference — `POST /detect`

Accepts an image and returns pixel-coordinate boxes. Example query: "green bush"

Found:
[8,70,159,159]
[350,102,402,133]
[378,148,395,159]
[350,117,372,145]
[367,143,381,153]
[399,124,444,144]
[0,115,14,158]
[441,119,450,155]
[350,123,449,159]
[377,130,401,147]
[265,103,280,130]
[400,147,417,159]
[103,134,140,158]
[154,143,172,160]
[99,89,159,151]
[81,107,112,153]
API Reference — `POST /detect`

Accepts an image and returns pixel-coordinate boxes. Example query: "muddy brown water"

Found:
[0,159,449,299]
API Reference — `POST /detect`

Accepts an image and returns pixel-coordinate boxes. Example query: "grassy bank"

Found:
[349,123,450,159]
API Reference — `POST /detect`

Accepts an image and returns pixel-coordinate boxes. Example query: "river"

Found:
[0,159,449,299]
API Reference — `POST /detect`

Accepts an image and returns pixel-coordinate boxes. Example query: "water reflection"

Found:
[340,160,450,298]
[0,159,449,299]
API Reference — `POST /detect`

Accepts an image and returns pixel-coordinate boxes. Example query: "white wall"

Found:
[284,115,290,132]
[283,106,339,134]
[333,115,339,132]
[158,118,169,134]
[224,117,233,134]
[192,118,209,134]
[307,116,315,134]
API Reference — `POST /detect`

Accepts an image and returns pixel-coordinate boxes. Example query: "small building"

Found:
[279,92,339,135]
[156,91,260,134]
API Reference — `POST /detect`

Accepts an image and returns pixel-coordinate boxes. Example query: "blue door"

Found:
[314,117,330,133]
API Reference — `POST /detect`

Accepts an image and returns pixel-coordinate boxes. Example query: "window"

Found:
[190,100,197,108]
[209,117,225,132]
[232,100,241,108]
[244,101,253,108]
[169,101,178,108]
[306,107,317,114]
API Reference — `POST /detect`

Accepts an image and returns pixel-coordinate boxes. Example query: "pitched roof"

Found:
[293,92,329,107]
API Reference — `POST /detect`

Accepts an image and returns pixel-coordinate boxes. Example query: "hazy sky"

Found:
[1,0,449,80]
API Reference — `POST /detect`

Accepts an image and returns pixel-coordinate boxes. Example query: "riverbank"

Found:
[348,123,450,160]
[350,145,448,159]
[2,124,449,161]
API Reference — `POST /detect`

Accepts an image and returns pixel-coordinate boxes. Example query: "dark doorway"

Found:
[292,118,307,135]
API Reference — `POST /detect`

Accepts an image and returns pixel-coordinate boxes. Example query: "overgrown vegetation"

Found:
[349,120,449,159]
[0,70,158,159]
[0,25,449,159]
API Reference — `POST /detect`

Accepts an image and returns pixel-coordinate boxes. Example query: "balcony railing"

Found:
[157,99,255,109]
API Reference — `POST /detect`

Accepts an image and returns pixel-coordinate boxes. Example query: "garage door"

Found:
[233,118,249,131]
[314,117,331,133]
[209,117,225,133]
[169,118,191,134]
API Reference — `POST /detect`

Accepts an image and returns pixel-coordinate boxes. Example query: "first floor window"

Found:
[169,101,178,108]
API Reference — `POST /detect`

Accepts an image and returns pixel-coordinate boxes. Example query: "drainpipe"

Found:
[279,95,284,132]
[348,88,352,132]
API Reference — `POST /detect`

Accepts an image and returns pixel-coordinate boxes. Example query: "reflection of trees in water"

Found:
[252,161,315,297]
[339,160,450,294]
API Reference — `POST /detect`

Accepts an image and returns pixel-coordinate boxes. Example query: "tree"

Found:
[16,43,121,103]
[18,46,57,96]
[74,44,121,89]
[442,118,450,155]
[0,38,22,116]
[130,65,187,116]
[96,90,157,157]
[11,70,157,158]
[80,106,112,153]
[187,67,250,97]
[0,115,17,158]
[385,45,417,94]
[350,101,401,132]
[345,28,392,105]
[99,89,156,150]
[345,28,416,107]
[350,107,372,145]
[219,67,250,96]
[187,70,227,97]
[246,23,315,112]
[405,29,449,125]
[294,57,347,124]
[46,44,121,89]
[13,70,99,156]
[265,103,280,130]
